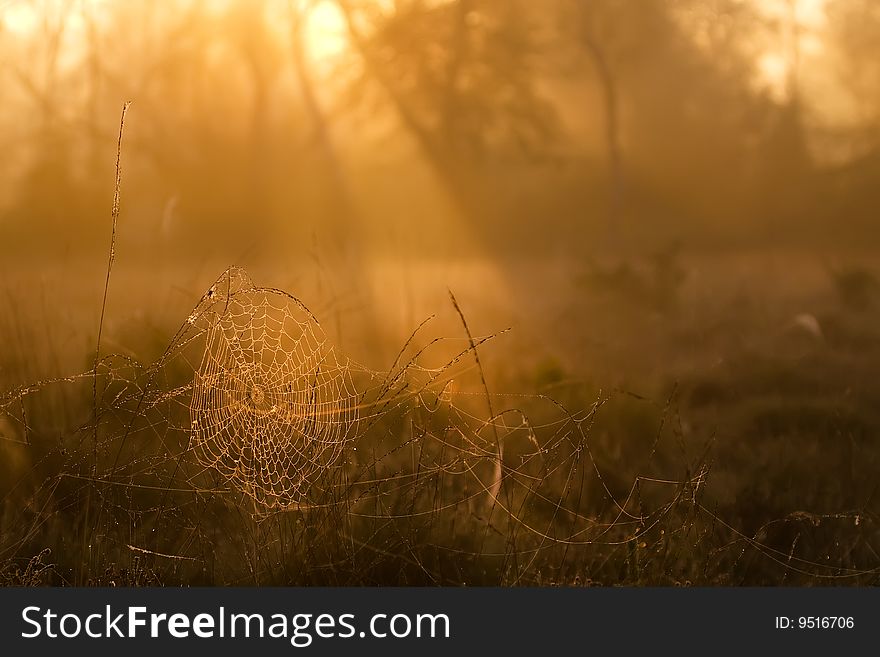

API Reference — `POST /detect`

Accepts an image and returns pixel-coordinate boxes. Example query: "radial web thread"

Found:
[189,283,358,509]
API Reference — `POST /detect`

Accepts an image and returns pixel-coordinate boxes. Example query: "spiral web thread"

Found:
[188,278,358,510]
[2,266,878,585]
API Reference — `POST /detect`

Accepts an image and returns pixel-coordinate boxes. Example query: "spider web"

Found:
[1,266,878,585]
[189,283,358,509]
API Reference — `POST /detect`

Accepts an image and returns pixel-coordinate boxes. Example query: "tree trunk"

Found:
[582,27,624,239]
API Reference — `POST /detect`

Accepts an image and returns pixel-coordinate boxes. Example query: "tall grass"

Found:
[1,111,879,587]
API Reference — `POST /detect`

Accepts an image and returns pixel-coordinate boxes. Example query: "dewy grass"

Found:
[1,112,879,587]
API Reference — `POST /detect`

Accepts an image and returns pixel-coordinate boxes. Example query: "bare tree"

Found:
[335,0,556,222]
[577,2,624,236]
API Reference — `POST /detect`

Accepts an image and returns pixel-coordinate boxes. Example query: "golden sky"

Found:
[0,0,865,145]
[0,0,830,85]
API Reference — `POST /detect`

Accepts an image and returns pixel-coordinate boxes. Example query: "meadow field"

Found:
[2,244,879,586]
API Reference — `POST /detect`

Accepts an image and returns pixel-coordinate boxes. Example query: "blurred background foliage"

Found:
[1,0,878,262]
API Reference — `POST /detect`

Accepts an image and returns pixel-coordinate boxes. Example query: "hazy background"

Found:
[1,1,879,319]
[2,0,880,583]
